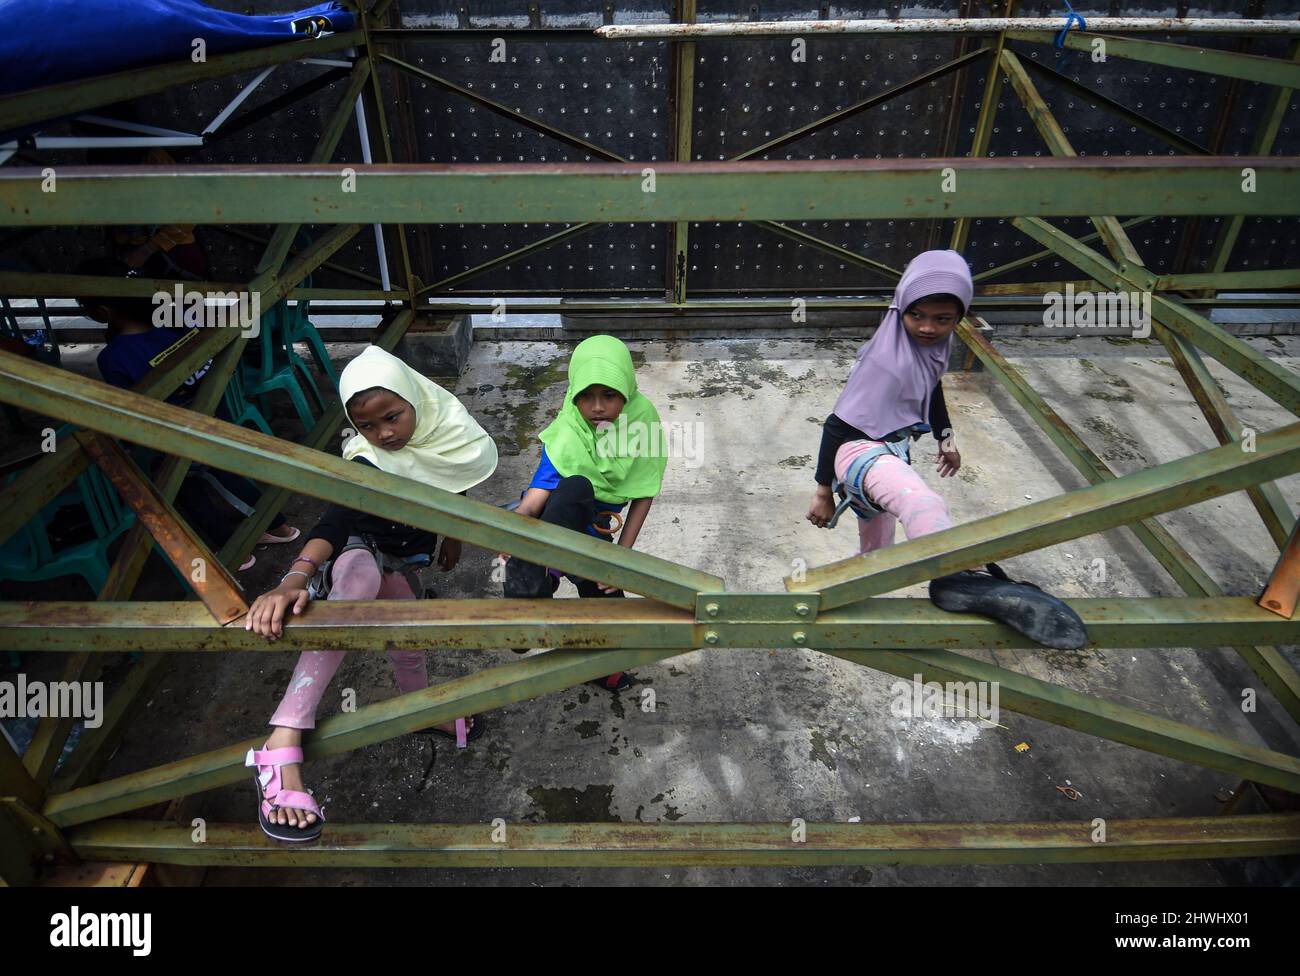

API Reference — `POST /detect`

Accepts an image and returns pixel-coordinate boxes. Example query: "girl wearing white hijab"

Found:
[243,346,498,842]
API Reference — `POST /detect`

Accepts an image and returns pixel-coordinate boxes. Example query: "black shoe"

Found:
[929,562,1088,650]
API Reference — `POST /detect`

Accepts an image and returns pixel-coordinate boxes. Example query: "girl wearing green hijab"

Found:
[504,335,667,693]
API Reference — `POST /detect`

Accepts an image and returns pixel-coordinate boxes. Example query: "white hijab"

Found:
[338,346,498,493]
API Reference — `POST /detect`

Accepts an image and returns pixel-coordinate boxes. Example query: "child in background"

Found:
[76,257,297,570]
[503,335,665,693]
[806,249,1087,650]
[242,345,499,841]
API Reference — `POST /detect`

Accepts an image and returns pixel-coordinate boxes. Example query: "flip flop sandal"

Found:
[590,671,633,693]
[246,745,325,843]
[259,526,302,545]
[413,714,485,748]
[239,554,256,572]
[929,562,1088,650]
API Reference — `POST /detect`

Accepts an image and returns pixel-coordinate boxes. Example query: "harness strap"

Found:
[826,438,912,529]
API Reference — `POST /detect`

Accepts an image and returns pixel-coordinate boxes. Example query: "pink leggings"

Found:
[834,440,954,555]
[269,547,428,730]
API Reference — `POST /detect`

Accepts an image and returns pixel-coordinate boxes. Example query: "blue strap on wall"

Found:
[1053,1,1088,69]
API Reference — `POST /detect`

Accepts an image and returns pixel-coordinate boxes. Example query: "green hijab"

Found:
[539,335,666,505]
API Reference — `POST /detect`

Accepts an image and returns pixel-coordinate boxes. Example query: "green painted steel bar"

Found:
[50,655,170,794]
[732,46,990,162]
[24,236,358,626]
[257,222,366,309]
[0,271,250,300]
[5,596,1299,653]
[670,0,698,305]
[1018,55,1209,156]
[379,53,625,163]
[42,647,684,826]
[408,294,1300,314]
[0,805,37,885]
[43,336,265,795]
[0,350,723,607]
[956,317,1226,597]
[1009,29,1300,89]
[256,59,373,278]
[293,287,408,301]
[790,421,1300,608]
[973,218,1155,283]
[101,327,251,601]
[0,321,240,551]
[951,0,1015,253]
[830,647,1300,794]
[32,295,1300,318]
[1202,39,1300,288]
[359,16,416,299]
[1153,320,1295,550]
[78,230,369,803]
[0,30,365,133]
[1,733,42,809]
[1159,268,1300,292]
[755,220,901,282]
[63,814,1300,868]
[999,48,1143,267]
[415,222,602,297]
[957,317,1300,722]
[1152,292,1300,419]
[21,652,112,788]
[209,225,386,288]
[5,158,1298,227]
[1011,216,1300,416]
[21,316,255,788]
[78,431,247,623]
[976,278,1097,296]
[0,441,90,550]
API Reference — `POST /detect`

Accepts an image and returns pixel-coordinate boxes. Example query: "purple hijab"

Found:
[833,249,974,439]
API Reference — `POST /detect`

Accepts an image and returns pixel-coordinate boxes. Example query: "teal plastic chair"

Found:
[240,299,324,433]
[0,465,134,596]
[2,260,60,432]
[237,228,338,432]
[274,231,338,394]
[221,365,274,436]
[282,296,339,395]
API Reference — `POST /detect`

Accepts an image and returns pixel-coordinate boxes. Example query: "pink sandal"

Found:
[259,526,301,545]
[246,745,325,842]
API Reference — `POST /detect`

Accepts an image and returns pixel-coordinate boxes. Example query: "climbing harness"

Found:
[826,427,918,530]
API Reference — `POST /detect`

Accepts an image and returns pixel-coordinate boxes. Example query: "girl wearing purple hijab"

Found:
[807,250,1087,650]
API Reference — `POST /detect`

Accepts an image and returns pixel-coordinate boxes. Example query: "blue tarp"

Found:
[0,0,355,96]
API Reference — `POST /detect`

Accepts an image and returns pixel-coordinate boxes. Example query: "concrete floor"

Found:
[14,332,1300,885]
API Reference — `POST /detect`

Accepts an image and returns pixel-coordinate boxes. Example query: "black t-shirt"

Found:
[813,381,951,487]
[304,456,440,558]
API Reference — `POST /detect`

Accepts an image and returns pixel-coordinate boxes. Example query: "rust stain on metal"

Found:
[75,432,248,625]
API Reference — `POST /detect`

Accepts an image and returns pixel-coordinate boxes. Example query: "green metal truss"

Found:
[1,3,1298,880]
